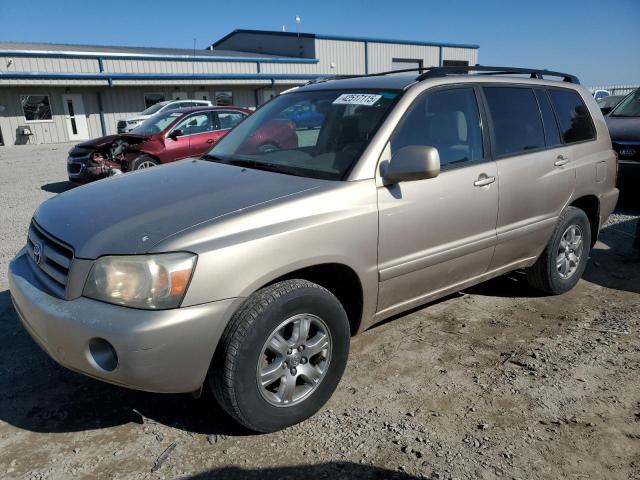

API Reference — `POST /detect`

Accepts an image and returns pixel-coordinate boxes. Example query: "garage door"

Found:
[391,59,423,71]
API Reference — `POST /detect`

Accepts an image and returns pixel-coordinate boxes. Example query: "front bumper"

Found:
[67,155,93,183]
[9,249,243,393]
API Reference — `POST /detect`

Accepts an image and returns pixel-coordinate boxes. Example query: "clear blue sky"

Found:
[1,0,638,86]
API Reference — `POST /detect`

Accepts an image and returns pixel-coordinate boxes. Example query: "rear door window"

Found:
[217,111,247,130]
[390,87,484,169]
[534,89,562,147]
[483,86,545,157]
[547,89,596,143]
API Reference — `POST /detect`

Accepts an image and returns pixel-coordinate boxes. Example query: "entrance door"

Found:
[61,94,89,141]
[171,91,188,100]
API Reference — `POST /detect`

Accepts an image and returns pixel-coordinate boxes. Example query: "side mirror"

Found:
[385,145,441,183]
[168,128,183,140]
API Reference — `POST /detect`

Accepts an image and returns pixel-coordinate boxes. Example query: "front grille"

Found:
[67,163,82,174]
[26,221,74,298]
[613,141,640,162]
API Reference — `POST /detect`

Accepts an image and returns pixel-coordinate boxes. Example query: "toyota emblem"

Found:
[32,242,44,265]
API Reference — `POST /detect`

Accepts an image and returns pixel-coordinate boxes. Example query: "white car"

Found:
[593,89,611,101]
[117,99,212,133]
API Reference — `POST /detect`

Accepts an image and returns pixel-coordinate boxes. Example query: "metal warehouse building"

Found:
[0,29,478,146]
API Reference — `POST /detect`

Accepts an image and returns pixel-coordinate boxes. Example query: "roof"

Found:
[209,29,480,50]
[0,41,281,58]
[0,41,318,64]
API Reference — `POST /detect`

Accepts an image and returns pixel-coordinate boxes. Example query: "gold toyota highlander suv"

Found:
[9,66,619,432]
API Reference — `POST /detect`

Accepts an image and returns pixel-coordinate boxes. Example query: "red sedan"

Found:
[67,106,298,183]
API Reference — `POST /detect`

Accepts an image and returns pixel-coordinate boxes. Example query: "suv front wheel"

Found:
[526,206,592,295]
[209,279,350,432]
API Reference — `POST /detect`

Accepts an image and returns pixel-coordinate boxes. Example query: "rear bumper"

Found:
[599,188,619,226]
[9,249,243,393]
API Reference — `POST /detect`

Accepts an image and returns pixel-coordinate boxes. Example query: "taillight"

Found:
[287,121,296,130]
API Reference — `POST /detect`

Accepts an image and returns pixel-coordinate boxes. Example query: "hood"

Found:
[71,134,151,152]
[605,116,640,142]
[34,160,323,258]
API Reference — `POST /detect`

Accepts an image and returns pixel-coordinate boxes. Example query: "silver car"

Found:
[9,66,619,432]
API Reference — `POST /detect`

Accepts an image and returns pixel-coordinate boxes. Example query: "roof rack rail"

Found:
[415,65,580,84]
[304,74,360,85]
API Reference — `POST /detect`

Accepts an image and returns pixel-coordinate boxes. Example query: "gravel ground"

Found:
[0,144,639,480]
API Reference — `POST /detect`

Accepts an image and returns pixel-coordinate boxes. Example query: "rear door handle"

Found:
[474,175,496,187]
[207,138,215,144]
[554,155,569,166]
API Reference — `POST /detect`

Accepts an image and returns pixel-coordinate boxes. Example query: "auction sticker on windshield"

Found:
[332,93,382,106]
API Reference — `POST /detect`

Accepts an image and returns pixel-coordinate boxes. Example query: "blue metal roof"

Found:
[0,71,328,82]
[210,29,479,50]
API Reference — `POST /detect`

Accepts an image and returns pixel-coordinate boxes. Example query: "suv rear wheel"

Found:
[209,279,350,432]
[526,206,591,294]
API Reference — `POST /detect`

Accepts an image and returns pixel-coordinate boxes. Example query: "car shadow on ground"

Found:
[41,181,76,194]
[0,289,248,436]
[184,462,423,480]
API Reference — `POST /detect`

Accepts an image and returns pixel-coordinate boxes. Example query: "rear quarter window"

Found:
[483,86,545,157]
[548,89,596,143]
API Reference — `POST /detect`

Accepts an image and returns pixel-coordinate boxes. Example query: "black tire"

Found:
[130,155,159,170]
[209,279,350,433]
[526,206,591,295]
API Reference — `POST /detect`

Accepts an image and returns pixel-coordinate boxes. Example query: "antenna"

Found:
[295,15,301,55]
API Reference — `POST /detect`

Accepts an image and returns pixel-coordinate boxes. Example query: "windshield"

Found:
[140,102,166,116]
[610,90,640,117]
[206,89,401,180]
[131,111,182,135]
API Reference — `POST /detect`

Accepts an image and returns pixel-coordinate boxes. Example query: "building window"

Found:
[443,60,469,67]
[391,58,423,71]
[144,92,166,109]
[20,95,52,121]
[215,91,234,106]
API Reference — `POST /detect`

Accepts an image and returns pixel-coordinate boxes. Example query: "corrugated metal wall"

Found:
[367,43,440,73]
[0,38,479,145]
[442,47,478,65]
[0,56,100,73]
[0,85,291,145]
[315,39,365,75]
[0,86,83,144]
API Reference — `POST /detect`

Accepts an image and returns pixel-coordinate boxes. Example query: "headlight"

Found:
[83,253,196,309]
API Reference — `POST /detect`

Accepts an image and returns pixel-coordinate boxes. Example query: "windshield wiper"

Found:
[200,154,301,176]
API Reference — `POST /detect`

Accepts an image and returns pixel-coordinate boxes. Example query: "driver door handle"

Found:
[207,138,215,143]
[474,175,496,187]
[554,155,569,167]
